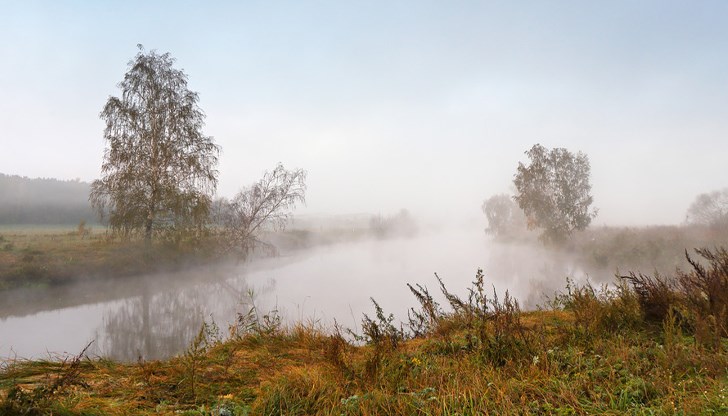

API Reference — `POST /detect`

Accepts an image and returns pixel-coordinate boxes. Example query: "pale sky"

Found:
[2,1,727,225]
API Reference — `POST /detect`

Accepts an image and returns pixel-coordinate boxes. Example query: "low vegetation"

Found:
[0,225,372,291]
[568,224,728,276]
[0,227,217,291]
[2,248,726,415]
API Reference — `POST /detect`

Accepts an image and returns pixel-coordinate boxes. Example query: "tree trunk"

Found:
[145,213,153,247]
[141,283,152,359]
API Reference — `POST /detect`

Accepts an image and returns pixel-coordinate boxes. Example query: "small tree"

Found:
[686,188,728,229]
[481,194,525,238]
[221,164,306,257]
[90,46,220,244]
[513,144,597,244]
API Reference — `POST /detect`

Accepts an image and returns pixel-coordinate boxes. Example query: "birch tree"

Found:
[221,164,306,257]
[90,46,220,244]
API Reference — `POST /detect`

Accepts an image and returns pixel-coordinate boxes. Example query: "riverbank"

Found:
[0,226,370,292]
[0,228,215,291]
[1,266,726,415]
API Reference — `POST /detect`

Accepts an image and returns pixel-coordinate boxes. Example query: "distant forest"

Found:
[0,173,96,225]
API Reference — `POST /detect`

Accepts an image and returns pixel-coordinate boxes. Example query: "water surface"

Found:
[0,230,609,361]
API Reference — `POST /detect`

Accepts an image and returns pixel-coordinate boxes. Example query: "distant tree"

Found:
[686,188,728,229]
[481,194,525,238]
[90,46,220,244]
[369,209,418,238]
[221,164,307,256]
[513,144,597,244]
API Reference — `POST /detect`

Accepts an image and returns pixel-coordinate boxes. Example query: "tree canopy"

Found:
[513,144,597,244]
[686,188,728,229]
[90,46,220,242]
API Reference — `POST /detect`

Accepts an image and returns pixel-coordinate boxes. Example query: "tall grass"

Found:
[621,247,728,347]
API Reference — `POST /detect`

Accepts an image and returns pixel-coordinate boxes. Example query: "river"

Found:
[0,229,608,362]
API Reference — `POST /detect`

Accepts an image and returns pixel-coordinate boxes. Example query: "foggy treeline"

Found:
[0,173,95,225]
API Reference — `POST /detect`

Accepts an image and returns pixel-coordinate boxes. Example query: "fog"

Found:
[1,2,728,360]
[3,2,728,225]
[1,228,605,361]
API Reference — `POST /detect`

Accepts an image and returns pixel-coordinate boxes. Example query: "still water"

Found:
[0,230,608,362]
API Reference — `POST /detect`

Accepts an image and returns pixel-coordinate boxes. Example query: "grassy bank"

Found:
[0,226,369,291]
[0,227,219,291]
[2,222,725,292]
[1,250,726,415]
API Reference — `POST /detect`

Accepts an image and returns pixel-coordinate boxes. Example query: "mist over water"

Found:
[0,228,613,362]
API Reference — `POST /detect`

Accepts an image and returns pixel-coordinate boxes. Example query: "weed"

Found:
[323,321,350,374]
[620,247,728,347]
[355,298,405,350]
[551,277,642,344]
[620,271,677,323]
[679,248,728,337]
[232,291,283,339]
[406,282,441,337]
[183,320,221,402]
[350,298,405,382]
[424,269,535,365]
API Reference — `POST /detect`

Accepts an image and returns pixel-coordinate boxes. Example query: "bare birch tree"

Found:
[221,164,306,257]
[90,46,220,244]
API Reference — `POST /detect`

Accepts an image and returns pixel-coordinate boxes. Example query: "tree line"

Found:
[0,174,94,225]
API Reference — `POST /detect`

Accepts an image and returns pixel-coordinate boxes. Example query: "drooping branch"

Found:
[221,164,307,257]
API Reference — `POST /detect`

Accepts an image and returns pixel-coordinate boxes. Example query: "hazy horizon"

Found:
[3,1,728,226]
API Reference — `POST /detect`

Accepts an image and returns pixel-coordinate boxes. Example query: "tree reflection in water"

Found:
[96,277,273,361]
